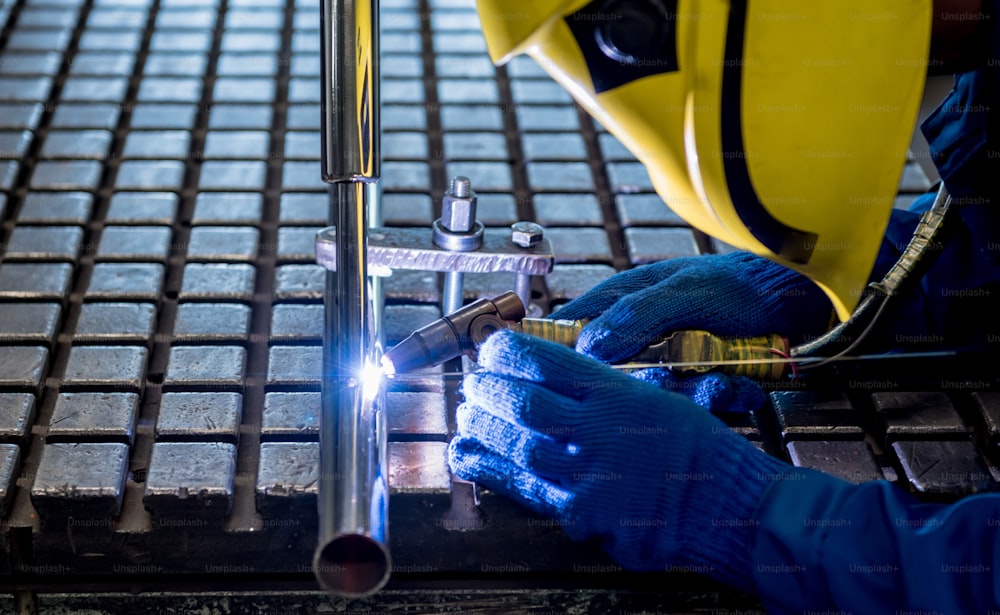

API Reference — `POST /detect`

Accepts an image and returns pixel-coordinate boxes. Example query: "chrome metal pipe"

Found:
[316,0,389,598]
[321,0,379,182]
[316,183,390,598]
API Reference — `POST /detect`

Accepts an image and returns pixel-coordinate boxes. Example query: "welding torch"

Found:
[382,291,791,379]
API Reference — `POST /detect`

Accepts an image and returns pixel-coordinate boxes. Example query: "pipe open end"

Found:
[314,534,391,598]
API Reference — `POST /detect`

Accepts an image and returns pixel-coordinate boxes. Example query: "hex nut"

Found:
[440,193,477,233]
[511,221,544,248]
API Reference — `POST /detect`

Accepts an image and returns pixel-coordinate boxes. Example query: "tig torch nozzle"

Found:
[382,291,526,374]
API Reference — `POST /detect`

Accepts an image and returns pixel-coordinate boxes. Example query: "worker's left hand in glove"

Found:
[448,330,793,591]
[630,368,765,414]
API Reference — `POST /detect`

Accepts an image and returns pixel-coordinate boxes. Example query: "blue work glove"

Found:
[630,369,766,414]
[552,251,830,413]
[449,330,793,592]
[554,251,835,362]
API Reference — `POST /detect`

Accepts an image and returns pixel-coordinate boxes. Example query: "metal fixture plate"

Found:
[315,226,555,275]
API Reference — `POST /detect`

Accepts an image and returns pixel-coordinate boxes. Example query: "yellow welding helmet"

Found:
[476,0,932,320]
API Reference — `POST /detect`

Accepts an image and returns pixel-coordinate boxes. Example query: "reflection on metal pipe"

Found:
[317,0,389,598]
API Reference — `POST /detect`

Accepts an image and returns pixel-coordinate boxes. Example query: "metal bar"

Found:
[441,271,464,315]
[315,227,556,275]
[316,0,389,598]
[513,273,531,313]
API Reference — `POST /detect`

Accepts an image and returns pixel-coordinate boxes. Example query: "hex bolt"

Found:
[434,177,483,315]
[439,176,477,234]
[450,176,471,199]
[511,222,544,313]
[511,221,544,248]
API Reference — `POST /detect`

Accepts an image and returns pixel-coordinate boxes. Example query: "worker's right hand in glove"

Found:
[557,203,1000,361]
[554,251,835,363]
[448,330,794,592]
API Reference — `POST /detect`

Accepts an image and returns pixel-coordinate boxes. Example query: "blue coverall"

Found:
[752,44,1000,615]
[451,12,1000,614]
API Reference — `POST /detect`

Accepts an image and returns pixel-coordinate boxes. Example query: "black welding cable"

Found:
[792,183,953,366]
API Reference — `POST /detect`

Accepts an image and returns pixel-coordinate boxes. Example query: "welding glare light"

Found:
[359,361,385,401]
[379,354,396,377]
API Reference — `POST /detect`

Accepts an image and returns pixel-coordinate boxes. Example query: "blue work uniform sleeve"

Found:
[861,64,1000,353]
[751,468,1000,614]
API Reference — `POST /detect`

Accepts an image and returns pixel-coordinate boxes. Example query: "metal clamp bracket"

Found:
[315,226,555,276]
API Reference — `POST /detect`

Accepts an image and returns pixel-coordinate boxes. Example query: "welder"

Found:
[445,1,1000,612]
